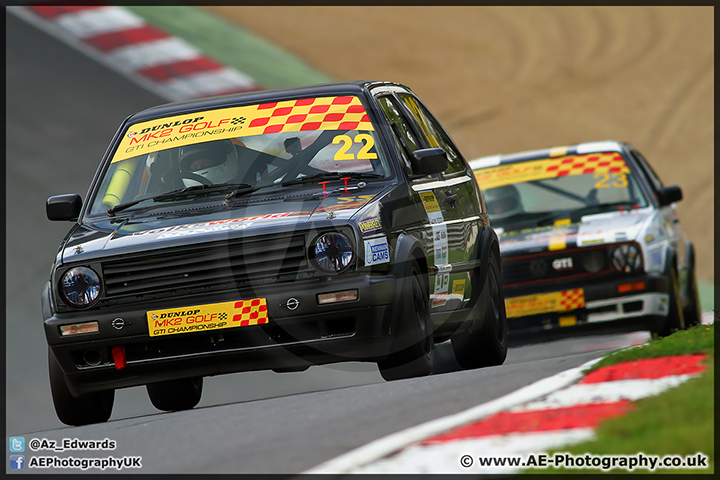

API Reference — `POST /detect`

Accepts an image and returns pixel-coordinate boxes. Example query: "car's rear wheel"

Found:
[378,259,434,381]
[652,266,686,337]
[451,250,508,369]
[49,348,114,426]
[146,377,203,412]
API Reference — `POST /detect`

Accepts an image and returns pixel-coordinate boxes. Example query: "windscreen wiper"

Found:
[493,211,560,229]
[107,183,251,216]
[568,201,638,219]
[280,171,384,187]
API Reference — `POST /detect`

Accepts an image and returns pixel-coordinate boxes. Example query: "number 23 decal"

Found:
[333,134,377,161]
[594,171,628,188]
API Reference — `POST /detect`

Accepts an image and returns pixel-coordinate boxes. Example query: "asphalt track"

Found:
[1,10,682,475]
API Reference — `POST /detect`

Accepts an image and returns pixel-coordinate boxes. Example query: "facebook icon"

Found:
[9,455,25,470]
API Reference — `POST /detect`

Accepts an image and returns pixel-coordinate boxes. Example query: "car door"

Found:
[376,87,481,311]
[628,148,687,270]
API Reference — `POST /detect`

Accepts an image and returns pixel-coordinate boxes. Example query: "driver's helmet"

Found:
[483,184,523,219]
[179,140,238,186]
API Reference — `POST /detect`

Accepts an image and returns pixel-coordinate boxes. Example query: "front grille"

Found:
[101,233,309,298]
[502,245,620,287]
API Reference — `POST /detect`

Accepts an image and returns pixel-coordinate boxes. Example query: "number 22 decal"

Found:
[333,134,378,161]
[594,171,628,188]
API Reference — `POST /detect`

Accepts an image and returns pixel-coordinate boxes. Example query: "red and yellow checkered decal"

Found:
[113,96,373,162]
[474,152,630,189]
[559,289,585,311]
[147,297,268,337]
[233,298,268,326]
[504,288,585,318]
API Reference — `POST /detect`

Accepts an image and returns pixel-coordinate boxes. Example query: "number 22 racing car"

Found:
[470,141,701,341]
[43,81,508,425]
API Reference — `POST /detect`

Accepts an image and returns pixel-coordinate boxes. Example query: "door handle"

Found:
[443,193,458,206]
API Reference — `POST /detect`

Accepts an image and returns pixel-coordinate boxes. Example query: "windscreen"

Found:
[474,152,649,229]
[89,96,390,215]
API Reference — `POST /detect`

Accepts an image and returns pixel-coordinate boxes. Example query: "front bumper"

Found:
[503,273,670,338]
[44,273,396,396]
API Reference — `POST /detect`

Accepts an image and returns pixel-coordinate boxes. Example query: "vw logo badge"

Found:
[286,298,300,310]
[529,259,548,277]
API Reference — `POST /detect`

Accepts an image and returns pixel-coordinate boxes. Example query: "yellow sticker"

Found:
[474,153,630,190]
[559,315,577,327]
[147,298,268,337]
[548,234,567,251]
[451,279,466,296]
[114,96,373,163]
[549,146,568,157]
[419,191,441,213]
[505,289,584,318]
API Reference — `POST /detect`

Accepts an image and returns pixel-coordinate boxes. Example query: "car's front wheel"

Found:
[49,348,114,426]
[377,259,434,381]
[146,377,203,412]
[451,249,508,369]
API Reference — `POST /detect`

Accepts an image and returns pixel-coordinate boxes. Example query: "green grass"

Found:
[527,323,714,474]
[588,323,715,371]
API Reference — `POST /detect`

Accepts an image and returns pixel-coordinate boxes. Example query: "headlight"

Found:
[310,232,354,274]
[60,267,102,307]
[611,244,643,273]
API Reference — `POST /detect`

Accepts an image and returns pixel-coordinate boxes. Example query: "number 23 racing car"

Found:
[43,81,508,425]
[470,141,701,342]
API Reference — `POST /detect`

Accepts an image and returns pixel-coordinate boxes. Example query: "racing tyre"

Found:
[147,377,203,412]
[683,251,702,328]
[378,259,434,381]
[49,348,114,426]
[652,267,686,337]
[451,250,508,369]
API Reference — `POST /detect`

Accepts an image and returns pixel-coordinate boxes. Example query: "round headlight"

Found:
[611,244,643,273]
[61,267,102,307]
[310,233,354,274]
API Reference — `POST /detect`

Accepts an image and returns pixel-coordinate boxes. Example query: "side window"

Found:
[397,93,465,175]
[628,149,664,204]
[376,95,420,175]
[631,150,664,191]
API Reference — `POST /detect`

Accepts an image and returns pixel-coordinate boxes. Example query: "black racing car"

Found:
[43,81,508,425]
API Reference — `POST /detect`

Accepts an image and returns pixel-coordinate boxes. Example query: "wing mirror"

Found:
[411,147,449,176]
[47,194,82,221]
[658,185,682,206]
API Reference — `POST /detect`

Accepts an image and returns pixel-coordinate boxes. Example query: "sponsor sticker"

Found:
[548,234,567,251]
[451,279,466,298]
[505,288,584,318]
[419,191,441,213]
[474,152,630,189]
[431,264,452,308]
[147,298,268,337]
[130,213,295,237]
[364,236,390,266]
[358,217,382,233]
[114,96,374,162]
[418,189,450,306]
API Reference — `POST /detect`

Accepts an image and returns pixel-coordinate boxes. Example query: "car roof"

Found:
[126,80,402,124]
[469,140,632,170]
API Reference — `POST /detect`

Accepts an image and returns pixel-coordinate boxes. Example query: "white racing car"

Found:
[471,141,701,340]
